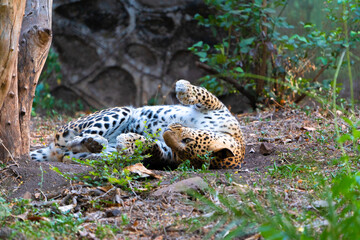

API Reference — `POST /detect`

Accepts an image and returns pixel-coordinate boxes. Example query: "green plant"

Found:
[52,125,162,191]
[186,165,360,239]
[176,153,212,173]
[32,48,84,116]
[189,0,358,108]
[52,140,151,190]
[184,2,360,236]
[0,197,83,239]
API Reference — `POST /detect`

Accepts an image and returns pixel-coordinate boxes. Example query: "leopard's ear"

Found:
[209,143,235,158]
[213,148,235,158]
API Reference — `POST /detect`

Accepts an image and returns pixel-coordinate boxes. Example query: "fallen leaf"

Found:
[133,220,139,227]
[23,191,32,199]
[58,204,75,214]
[98,185,113,192]
[244,233,262,240]
[301,126,316,131]
[27,215,50,222]
[124,163,161,179]
[14,211,29,221]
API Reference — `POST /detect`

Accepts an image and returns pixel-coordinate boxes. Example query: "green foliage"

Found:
[52,140,152,191]
[32,48,84,116]
[0,197,83,239]
[52,126,161,191]
[260,172,360,240]
[189,0,359,107]
[185,2,360,237]
[187,165,360,239]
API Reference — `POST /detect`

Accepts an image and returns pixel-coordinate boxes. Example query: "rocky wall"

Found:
[50,0,217,109]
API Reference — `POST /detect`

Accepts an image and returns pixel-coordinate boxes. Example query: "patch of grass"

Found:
[0,197,83,239]
[52,126,162,192]
[170,153,212,183]
[52,141,151,191]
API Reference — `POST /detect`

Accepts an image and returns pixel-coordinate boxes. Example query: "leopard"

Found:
[30,80,246,169]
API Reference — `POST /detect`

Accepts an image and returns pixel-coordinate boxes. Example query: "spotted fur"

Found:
[30,80,245,169]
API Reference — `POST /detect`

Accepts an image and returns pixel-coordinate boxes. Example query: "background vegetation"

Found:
[185,0,360,238]
[189,0,359,109]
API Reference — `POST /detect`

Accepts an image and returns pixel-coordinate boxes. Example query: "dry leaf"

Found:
[301,126,316,131]
[133,220,139,227]
[27,215,50,222]
[14,211,29,221]
[98,185,113,192]
[124,163,161,179]
[23,191,32,199]
[244,233,262,240]
[58,204,75,213]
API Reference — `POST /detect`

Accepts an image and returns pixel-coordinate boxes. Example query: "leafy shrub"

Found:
[52,139,152,191]
[52,127,160,191]
[32,48,84,116]
[189,0,359,108]
[185,2,360,238]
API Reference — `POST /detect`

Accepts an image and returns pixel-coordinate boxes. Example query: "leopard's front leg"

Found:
[175,79,225,111]
[66,134,109,153]
[116,133,150,155]
[116,133,173,165]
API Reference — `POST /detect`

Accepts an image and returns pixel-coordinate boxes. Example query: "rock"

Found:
[124,163,161,179]
[151,177,209,197]
[105,208,122,217]
[312,200,335,209]
[0,227,26,240]
[259,143,275,155]
[85,211,106,222]
[23,191,32,199]
[0,227,12,239]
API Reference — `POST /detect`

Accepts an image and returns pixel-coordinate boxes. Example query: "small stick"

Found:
[0,138,18,167]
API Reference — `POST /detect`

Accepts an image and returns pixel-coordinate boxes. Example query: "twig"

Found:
[195,61,257,109]
[258,136,284,142]
[127,182,138,197]
[295,61,331,103]
[36,188,48,202]
[0,138,18,167]
[94,186,116,201]
[163,226,168,239]
[31,199,61,207]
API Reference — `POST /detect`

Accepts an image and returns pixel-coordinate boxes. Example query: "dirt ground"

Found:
[0,107,342,239]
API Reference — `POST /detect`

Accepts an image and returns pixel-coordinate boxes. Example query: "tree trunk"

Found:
[0,0,52,162]
[0,0,26,161]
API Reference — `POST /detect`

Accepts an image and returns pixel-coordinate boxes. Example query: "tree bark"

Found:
[0,0,26,161]
[18,0,52,157]
[0,0,52,162]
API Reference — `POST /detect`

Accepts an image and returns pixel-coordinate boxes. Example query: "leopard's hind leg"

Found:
[175,79,226,111]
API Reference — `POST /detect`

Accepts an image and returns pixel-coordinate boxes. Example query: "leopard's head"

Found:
[163,123,234,168]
